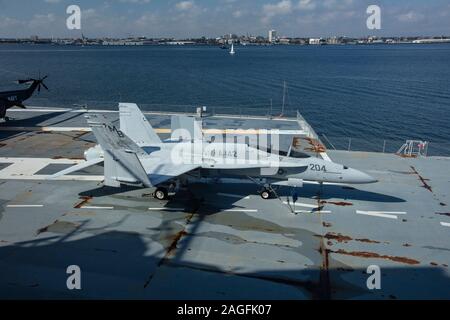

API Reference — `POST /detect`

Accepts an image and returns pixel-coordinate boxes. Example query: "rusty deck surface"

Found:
[0,108,449,299]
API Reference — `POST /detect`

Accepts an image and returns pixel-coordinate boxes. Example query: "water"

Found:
[1,44,450,155]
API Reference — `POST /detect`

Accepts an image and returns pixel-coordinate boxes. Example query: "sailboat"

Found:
[229,43,235,55]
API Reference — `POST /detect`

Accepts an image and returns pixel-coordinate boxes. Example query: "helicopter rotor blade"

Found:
[17,79,33,84]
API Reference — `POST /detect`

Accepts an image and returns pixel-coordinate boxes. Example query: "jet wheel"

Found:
[154,188,168,200]
[260,189,272,200]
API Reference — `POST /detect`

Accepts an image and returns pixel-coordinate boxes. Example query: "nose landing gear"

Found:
[260,188,275,199]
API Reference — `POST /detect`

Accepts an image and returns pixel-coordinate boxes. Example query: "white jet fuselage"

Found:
[138,140,377,185]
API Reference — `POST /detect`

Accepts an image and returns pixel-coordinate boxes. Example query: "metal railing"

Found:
[27,97,299,120]
[320,135,450,157]
[296,110,319,140]
[22,97,450,157]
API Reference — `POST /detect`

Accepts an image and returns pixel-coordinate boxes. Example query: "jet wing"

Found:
[49,158,104,179]
[145,160,200,186]
[139,148,200,186]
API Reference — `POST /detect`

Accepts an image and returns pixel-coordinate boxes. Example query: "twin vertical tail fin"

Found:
[119,103,161,146]
[52,103,176,188]
[170,114,203,141]
[119,102,204,143]
[87,114,153,188]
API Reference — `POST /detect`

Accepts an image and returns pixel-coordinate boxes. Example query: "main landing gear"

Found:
[154,187,168,200]
[246,176,277,200]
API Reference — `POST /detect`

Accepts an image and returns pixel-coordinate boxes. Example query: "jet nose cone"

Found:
[359,171,378,184]
[366,175,378,184]
[348,169,378,184]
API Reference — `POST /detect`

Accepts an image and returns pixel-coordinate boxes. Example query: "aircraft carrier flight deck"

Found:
[0,107,449,299]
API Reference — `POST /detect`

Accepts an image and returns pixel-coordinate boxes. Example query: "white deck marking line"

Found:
[282,201,318,208]
[0,173,104,182]
[0,126,304,135]
[0,157,103,181]
[6,204,44,208]
[148,208,185,211]
[295,210,332,214]
[9,108,71,112]
[13,107,300,122]
[0,157,82,164]
[0,175,104,181]
[42,127,92,132]
[440,222,450,227]
[217,193,250,199]
[224,209,258,212]
[356,210,399,220]
[212,114,299,122]
[0,127,92,132]
[81,206,114,210]
[359,211,407,215]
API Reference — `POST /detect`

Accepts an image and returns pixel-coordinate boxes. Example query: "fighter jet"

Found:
[51,103,377,200]
[0,75,49,122]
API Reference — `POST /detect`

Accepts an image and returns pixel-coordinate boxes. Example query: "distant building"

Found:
[165,41,196,45]
[290,38,307,45]
[327,37,340,45]
[102,40,144,46]
[309,38,322,45]
[268,30,277,43]
[412,38,450,44]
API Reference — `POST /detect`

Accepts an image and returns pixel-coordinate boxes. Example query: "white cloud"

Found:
[176,1,195,11]
[232,10,244,18]
[136,13,158,26]
[34,13,55,21]
[297,0,316,11]
[262,0,292,17]
[29,13,56,28]
[0,0,448,38]
[398,11,425,23]
[323,0,354,10]
[118,0,151,3]
[82,8,98,19]
[0,16,23,29]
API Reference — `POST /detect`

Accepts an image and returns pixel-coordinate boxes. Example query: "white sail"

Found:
[230,43,235,55]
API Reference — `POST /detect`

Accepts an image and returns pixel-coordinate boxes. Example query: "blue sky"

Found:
[1,0,449,38]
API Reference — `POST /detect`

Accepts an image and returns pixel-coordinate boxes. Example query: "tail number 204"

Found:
[309,164,326,172]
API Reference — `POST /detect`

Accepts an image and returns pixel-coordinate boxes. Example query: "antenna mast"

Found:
[281,81,286,115]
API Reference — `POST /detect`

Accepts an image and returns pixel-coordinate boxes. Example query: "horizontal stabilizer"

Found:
[49,158,104,179]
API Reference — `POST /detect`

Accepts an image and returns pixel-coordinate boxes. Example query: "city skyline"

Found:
[1,0,450,39]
